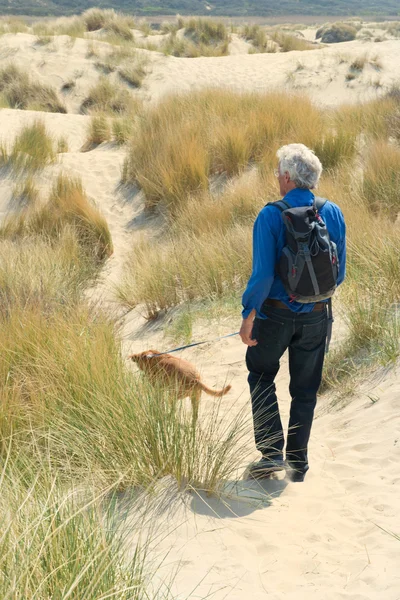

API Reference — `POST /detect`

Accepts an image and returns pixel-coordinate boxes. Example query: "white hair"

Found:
[277,143,322,189]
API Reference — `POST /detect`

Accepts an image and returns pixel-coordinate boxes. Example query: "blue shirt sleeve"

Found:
[242,209,277,318]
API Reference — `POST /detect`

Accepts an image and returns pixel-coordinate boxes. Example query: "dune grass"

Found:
[83,8,134,40]
[11,176,39,205]
[0,459,156,600]
[119,55,149,88]
[243,24,276,53]
[161,17,230,57]
[117,225,252,317]
[81,77,140,115]
[7,120,56,173]
[0,64,66,113]
[113,116,133,144]
[124,89,357,212]
[361,141,400,212]
[0,18,28,35]
[270,30,314,52]
[86,113,112,145]
[1,174,113,262]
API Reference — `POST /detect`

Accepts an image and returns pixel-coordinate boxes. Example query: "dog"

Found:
[128,349,231,423]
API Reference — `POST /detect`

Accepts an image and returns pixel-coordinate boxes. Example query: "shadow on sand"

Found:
[189,469,289,519]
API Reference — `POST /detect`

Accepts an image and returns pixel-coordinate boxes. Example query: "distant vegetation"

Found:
[0,0,399,17]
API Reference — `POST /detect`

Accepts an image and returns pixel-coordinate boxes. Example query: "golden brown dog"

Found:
[128,349,231,422]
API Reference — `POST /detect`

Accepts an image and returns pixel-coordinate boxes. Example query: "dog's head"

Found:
[128,350,160,369]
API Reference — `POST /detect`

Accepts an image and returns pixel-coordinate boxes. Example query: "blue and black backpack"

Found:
[268,197,339,304]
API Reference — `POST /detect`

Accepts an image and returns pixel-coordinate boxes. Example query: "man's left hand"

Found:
[240,310,257,346]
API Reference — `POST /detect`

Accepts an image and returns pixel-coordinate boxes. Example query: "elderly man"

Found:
[240,143,346,482]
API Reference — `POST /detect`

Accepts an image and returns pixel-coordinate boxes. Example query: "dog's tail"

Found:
[199,383,232,397]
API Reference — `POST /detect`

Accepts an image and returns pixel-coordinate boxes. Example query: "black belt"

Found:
[264,298,326,311]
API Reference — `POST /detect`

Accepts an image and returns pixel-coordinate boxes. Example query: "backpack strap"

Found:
[326,298,334,354]
[266,199,291,212]
[314,197,328,212]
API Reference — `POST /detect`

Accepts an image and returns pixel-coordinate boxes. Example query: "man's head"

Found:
[275,144,322,196]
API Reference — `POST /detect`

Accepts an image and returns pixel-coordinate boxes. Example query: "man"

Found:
[240,143,346,482]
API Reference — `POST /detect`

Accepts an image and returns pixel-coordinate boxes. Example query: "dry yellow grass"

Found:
[0,64,66,113]
[1,174,113,262]
[125,89,353,213]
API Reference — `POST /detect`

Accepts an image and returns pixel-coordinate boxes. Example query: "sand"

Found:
[1,23,400,599]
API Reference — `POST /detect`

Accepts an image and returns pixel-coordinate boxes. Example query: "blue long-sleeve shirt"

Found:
[242,188,346,319]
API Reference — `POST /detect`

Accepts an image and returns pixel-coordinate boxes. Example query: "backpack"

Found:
[268,197,339,304]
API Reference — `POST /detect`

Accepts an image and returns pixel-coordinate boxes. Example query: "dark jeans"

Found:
[246,305,327,474]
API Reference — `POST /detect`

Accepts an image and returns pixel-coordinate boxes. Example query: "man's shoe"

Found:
[285,461,307,482]
[248,457,285,479]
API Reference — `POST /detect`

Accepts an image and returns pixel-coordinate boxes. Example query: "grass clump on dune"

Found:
[0,64,66,113]
[81,77,139,115]
[82,8,134,40]
[86,113,112,145]
[162,17,230,57]
[113,117,133,144]
[0,466,151,600]
[2,174,113,262]
[124,89,356,213]
[243,24,276,53]
[8,120,56,172]
[0,18,27,34]
[361,141,400,212]
[117,214,253,318]
[0,232,96,314]
[11,176,39,206]
[319,23,357,43]
[270,30,314,52]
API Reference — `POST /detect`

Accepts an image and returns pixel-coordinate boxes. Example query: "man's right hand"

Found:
[239,309,258,347]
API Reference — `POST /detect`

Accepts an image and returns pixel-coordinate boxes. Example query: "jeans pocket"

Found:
[255,316,285,344]
[301,318,328,351]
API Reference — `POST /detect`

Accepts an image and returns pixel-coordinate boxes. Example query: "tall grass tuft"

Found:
[0,454,158,600]
[9,120,56,172]
[361,141,400,212]
[11,176,39,206]
[124,89,352,213]
[86,113,112,145]
[1,174,113,262]
[81,77,139,115]
[113,117,133,144]
[270,30,314,52]
[0,232,97,314]
[0,64,66,113]
[117,225,252,317]
[82,8,134,40]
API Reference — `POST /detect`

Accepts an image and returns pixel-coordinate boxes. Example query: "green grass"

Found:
[8,120,56,172]
[112,116,133,144]
[86,113,112,145]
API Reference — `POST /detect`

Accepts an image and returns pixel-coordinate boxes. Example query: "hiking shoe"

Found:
[285,461,307,483]
[248,457,285,479]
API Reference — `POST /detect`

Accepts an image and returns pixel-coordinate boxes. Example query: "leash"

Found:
[149,331,240,356]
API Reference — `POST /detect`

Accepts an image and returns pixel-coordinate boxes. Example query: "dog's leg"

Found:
[190,388,201,426]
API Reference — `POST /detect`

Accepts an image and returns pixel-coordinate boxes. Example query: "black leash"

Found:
[149,331,240,357]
